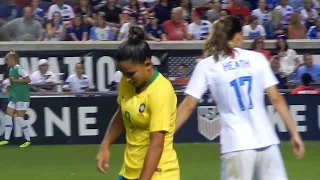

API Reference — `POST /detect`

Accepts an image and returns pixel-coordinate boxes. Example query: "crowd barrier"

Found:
[1,40,320,92]
[0,93,319,145]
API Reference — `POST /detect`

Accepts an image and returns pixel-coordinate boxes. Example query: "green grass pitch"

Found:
[1,142,320,180]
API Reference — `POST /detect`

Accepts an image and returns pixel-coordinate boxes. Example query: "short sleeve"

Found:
[159,25,164,34]
[260,25,266,36]
[47,6,54,20]
[187,24,192,34]
[18,67,28,78]
[149,84,176,132]
[67,27,73,34]
[113,71,122,83]
[83,26,88,32]
[185,61,208,100]
[63,76,71,88]
[259,53,279,89]
[242,26,249,37]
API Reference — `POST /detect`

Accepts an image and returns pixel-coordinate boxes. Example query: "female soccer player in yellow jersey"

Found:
[96,26,180,180]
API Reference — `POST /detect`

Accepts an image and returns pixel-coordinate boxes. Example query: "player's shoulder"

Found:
[197,56,216,68]
[237,48,266,59]
[152,73,175,94]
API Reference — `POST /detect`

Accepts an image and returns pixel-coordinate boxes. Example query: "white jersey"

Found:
[185,48,280,154]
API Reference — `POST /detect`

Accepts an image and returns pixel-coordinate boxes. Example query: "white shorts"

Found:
[221,145,288,180]
[7,101,30,111]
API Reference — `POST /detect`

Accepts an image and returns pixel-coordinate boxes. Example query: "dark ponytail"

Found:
[115,26,151,63]
[204,16,242,61]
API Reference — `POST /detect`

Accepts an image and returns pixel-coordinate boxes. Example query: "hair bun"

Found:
[128,26,145,44]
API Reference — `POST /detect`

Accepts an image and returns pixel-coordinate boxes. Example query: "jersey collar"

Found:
[149,68,159,84]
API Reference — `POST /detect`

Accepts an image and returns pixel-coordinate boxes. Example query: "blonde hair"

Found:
[289,12,304,28]
[5,49,19,63]
[271,10,282,28]
[204,17,241,61]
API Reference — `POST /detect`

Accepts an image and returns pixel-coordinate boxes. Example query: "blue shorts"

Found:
[116,176,137,180]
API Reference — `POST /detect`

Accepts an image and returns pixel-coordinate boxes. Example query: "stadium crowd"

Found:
[0,0,320,41]
[0,0,320,94]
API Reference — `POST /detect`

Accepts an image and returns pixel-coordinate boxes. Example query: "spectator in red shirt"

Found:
[122,0,148,25]
[226,0,250,24]
[252,37,271,60]
[291,73,319,94]
[163,7,188,40]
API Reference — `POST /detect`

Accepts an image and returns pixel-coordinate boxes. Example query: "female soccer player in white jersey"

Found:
[175,16,305,180]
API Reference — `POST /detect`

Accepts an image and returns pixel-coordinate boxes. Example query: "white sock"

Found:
[4,115,13,141]
[16,117,30,141]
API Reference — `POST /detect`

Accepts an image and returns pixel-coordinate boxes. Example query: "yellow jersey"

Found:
[117,70,179,180]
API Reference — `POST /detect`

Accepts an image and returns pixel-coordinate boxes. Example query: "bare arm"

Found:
[82,31,88,41]
[266,86,298,137]
[11,76,31,84]
[139,131,165,180]
[175,96,198,132]
[100,108,124,150]
[70,33,80,41]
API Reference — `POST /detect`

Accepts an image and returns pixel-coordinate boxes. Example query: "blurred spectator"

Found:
[220,0,231,9]
[274,0,294,28]
[1,6,43,41]
[43,11,67,41]
[187,9,212,40]
[90,0,107,11]
[117,0,130,8]
[307,17,320,39]
[47,0,75,26]
[145,13,167,41]
[67,15,88,41]
[122,0,148,25]
[174,63,190,84]
[271,55,288,89]
[300,0,318,29]
[15,0,32,8]
[179,0,192,23]
[295,54,320,82]
[226,0,250,24]
[74,0,97,26]
[287,12,306,39]
[153,0,170,24]
[163,7,188,40]
[0,0,23,26]
[219,9,231,18]
[265,0,279,10]
[252,0,271,25]
[263,10,285,39]
[99,0,123,28]
[30,0,44,23]
[206,0,221,22]
[177,63,188,78]
[30,59,59,92]
[140,0,158,11]
[243,15,266,39]
[275,37,301,76]
[118,12,140,40]
[89,14,117,40]
[63,63,95,92]
[0,28,12,41]
[191,0,213,8]
[291,73,319,94]
[252,37,271,60]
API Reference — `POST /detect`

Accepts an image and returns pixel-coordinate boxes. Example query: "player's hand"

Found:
[96,147,111,174]
[290,134,305,159]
